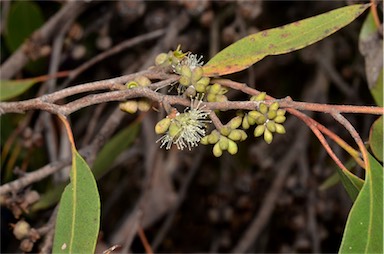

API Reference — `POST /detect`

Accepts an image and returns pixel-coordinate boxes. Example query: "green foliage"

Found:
[53,148,100,254]
[203,4,369,76]
[336,166,364,201]
[5,1,44,52]
[339,154,383,253]
[0,79,38,101]
[369,116,383,162]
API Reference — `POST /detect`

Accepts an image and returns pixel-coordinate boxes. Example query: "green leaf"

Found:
[92,122,140,179]
[53,148,100,254]
[336,166,364,201]
[0,79,39,101]
[203,4,370,76]
[5,1,44,52]
[370,69,383,107]
[369,116,383,162]
[339,154,383,253]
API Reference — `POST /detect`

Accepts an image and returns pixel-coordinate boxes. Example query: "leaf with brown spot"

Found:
[203,4,370,77]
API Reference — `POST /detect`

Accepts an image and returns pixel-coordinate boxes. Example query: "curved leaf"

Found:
[203,4,369,76]
[53,148,100,254]
[339,154,383,253]
[369,116,383,162]
[0,79,38,101]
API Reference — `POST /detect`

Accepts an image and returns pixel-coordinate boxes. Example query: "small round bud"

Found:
[200,136,209,145]
[264,129,273,144]
[254,125,265,137]
[20,239,33,252]
[274,115,286,124]
[125,81,139,89]
[207,93,216,102]
[269,101,280,111]
[229,116,242,129]
[240,130,248,141]
[228,140,238,155]
[213,143,223,157]
[208,130,220,144]
[210,83,222,94]
[179,76,191,86]
[228,129,242,141]
[242,116,250,129]
[215,94,228,102]
[135,76,151,86]
[155,53,168,66]
[259,103,268,114]
[251,92,266,101]
[277,109,286,116]
[192,67,203,82]
[247,115,256,125]
[138,99,151,112]
[275,123,286,134]
[196,77,210,87]
[181,65,192,78]
[219,136,229,150]
[119,101,138,114]
[248,110,263,120]
[155,118,171,134]
[255,115,267,125]
[267,110,277,120]
[184,86,197,97]
[220,126,231,136]
[266,121,276,132]
[13,220,30,240]
[168,122,181,137]
[194,83,206,93]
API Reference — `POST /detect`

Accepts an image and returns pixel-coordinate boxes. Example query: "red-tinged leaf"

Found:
[203,4,370,77]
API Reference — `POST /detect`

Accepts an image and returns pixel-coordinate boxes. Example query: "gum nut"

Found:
[274,115,286,124]
[229,116,243,129]
[155,118,171,134]
[242,116,250,129]
[248,110,263,120]
[181,65,192,78]
[125,81,139,89]
[267,110,277,119]
[155,53,168,65]
[277,109,286,116]
[135,76,151,86]
[13,220,31,240]
[259,103,268,114]
[192,67,203,82]
[213,143,223,157]
[168,122,181,137]
[119,101,138,114]
[185,86,197,97]
[269,101,280,111]
[264,129,273,144]
[195,83,206,93]
[210,83,222,94]
[179,76,191,86]
[228,129,242,141]
[196,77,210,87]
[266,121,276,132]
[220,126,231,136]
[215,94,228,102]
[255,115,267,125]
[207,93,217,102]
[252,92,267,101]
[247,115,256,125]
[240,130,248,141]
[138,100,151,112]
[200,136,209,145]
[219,136,229,150]
[254,125,265,137]
[208,130,220,144]
[275,123,286,134]
[228,140,238,155]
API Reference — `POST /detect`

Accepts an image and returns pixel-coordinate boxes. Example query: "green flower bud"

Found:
[184,86,197,97]
[248,110,263,120]
[192,67,203,82]
[155,53,168,66]
[242,116,250,129]
[228,129,242,141]
[135,76,151,87]
[200,136,209,145]
[219,136,229,150]
[264,129,273,144]
[254,125,265,137]
[251,92,267,101]
[196,77,210,87]
[213,143,223,157]
[275,123,286,134]
[255,115,267,125]
[240,130,248,141]
[269,101,280,111]
[207,93,217,102]
[125,81,139,89]
[274,115,286,124]
[169,122,181,137]
[210,83,222,94]
[266,120,276,132]
[195,83,207,93]
[228,139,238,155]
[119,101,138,114]
[229,116,243,129]
[179,76,191,86]
[259,103,268,114]
[277,109,286,116]
[155,118,171,134]
[220,126,231,136]
[137,99,151,112]
[247,115,256,125]
[208,130,220,144]
[181,65,192,78]
[215,94,228,102]
[267,110,277,120]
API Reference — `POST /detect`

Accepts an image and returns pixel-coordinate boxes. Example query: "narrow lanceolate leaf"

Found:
[0,80,38,101]
[53,148,100,254]
[203,4,369,76]
[336,166,364,201]
[369,116,383,162]
[339,154,383,253]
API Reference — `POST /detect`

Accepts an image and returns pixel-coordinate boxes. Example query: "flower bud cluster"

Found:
[119,76,152,114]
[245,93,286,144]
[155,45,187,68]
[201,116,247,157]
[206,83,228,102]
[179,65,211,97]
